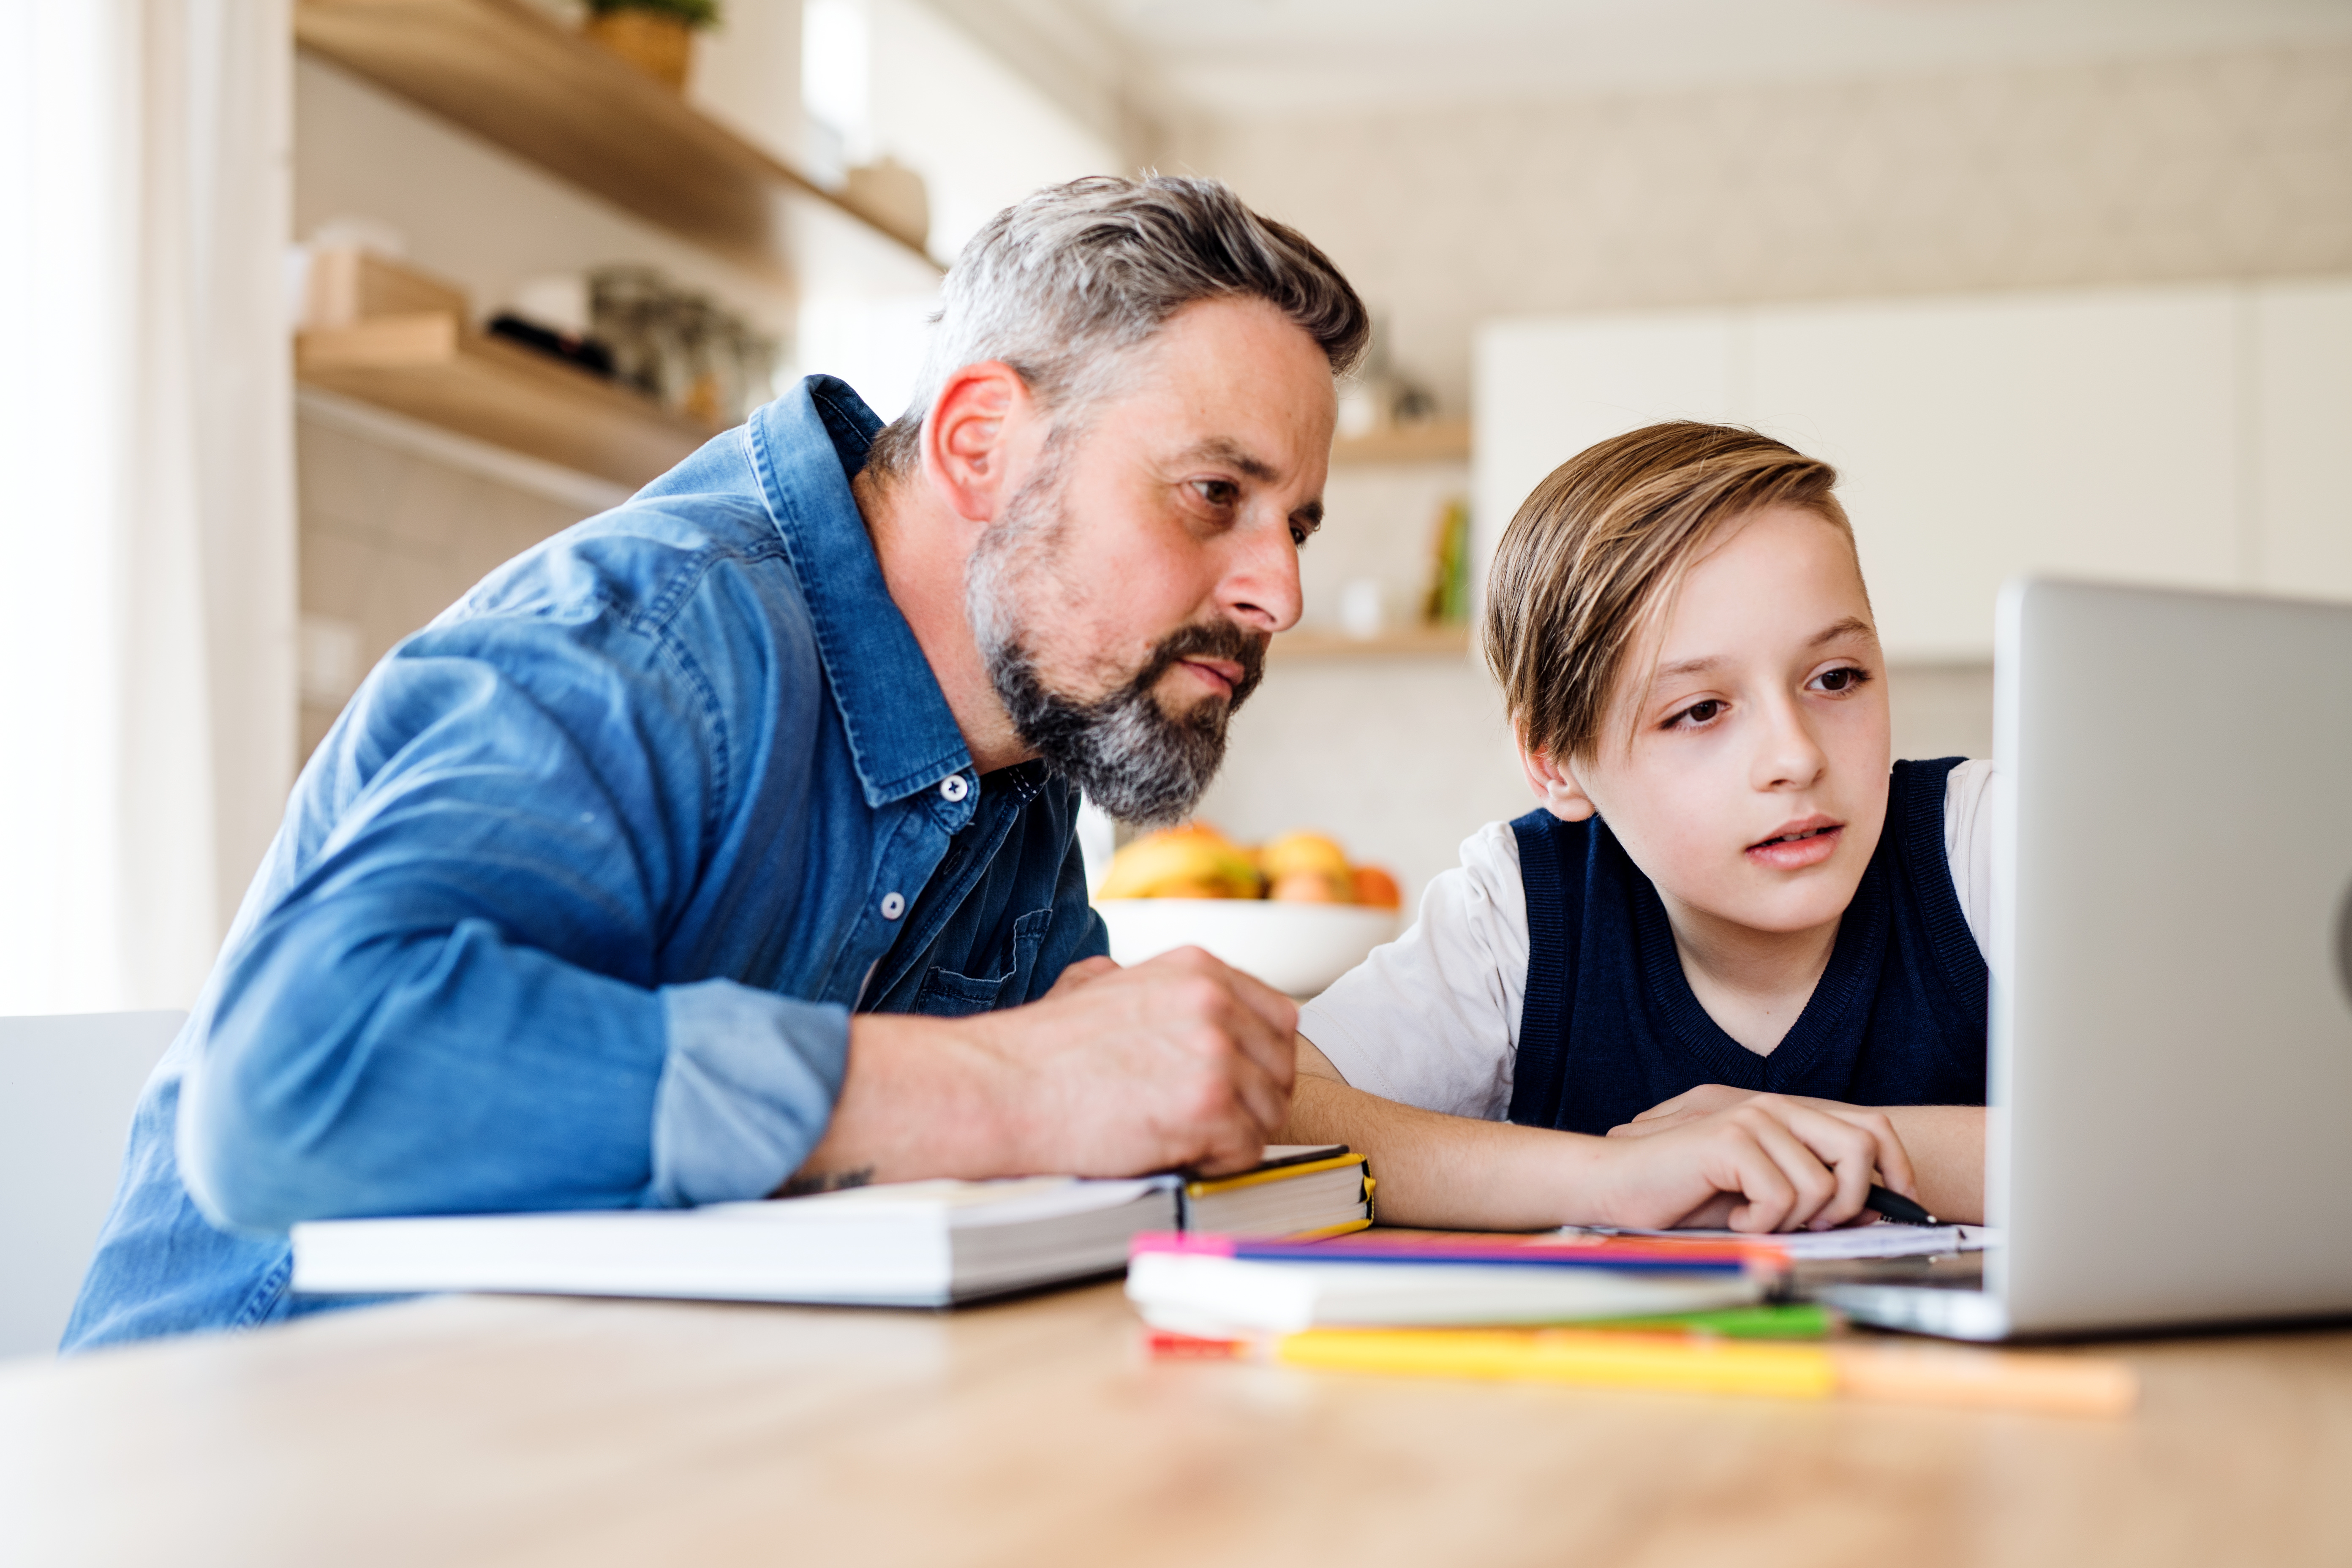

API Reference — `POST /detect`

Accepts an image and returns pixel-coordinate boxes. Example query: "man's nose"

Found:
[1218,517,1304,634]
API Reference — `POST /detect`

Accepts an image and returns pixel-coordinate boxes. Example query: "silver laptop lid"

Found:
[1991,579,2352,1334]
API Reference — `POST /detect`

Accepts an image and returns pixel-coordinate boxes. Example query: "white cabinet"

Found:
[2255,282,2352,602]
[1475,280,2352,660]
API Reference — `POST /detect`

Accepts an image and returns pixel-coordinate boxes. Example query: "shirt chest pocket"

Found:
[913,907,1055,1018]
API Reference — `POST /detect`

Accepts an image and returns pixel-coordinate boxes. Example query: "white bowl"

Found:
[1094,898,1399,999]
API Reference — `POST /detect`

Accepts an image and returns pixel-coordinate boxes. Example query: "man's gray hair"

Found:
[866,174,1370,479]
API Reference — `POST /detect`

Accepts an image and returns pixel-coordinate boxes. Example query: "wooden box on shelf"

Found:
[294,250,719,487]
[302,246,470,328]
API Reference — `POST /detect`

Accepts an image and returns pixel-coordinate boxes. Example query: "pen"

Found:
[1866,1184,1940,1226]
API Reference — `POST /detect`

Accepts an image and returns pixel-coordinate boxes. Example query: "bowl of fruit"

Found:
[1092,824,1404,999]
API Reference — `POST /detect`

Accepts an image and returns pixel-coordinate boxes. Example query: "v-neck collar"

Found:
[1615,824,1891,1088]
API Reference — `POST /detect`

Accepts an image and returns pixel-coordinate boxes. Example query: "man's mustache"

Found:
[1124,619,1269,715]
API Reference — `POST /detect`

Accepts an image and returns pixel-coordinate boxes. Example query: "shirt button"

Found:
[880,892,906,920]
[940,774,969,803]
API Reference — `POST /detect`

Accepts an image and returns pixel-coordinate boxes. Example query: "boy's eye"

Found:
[1671,699,1725,728]
[1815,665,1870,693]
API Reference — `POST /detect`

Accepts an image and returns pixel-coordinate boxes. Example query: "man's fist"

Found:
[980,947,1297,1178]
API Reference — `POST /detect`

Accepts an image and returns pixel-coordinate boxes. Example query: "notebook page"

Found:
[1565,1225,1994,1260]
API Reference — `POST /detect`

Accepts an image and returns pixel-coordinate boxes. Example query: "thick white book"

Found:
[291,1176,1179,1308]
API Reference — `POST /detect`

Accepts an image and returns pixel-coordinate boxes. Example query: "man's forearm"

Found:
[1282,1054,1608,1230]
[782,1013,1028,1193]
[1878,1105,1985,1224]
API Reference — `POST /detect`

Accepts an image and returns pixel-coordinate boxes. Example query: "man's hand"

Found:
[1590,1092,1920,1233]
[783,946,1296,1193]
[981,946,1297,1177]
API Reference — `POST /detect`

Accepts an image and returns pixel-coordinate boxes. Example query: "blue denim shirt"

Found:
[63,377,1108,1350]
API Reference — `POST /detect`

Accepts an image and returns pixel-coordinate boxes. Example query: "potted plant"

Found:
[581,0,720,92]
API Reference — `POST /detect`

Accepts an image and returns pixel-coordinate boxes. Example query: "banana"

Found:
[1098,825,1262,899]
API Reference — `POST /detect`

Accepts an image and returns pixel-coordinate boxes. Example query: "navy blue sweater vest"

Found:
[1505,758,1988,1134]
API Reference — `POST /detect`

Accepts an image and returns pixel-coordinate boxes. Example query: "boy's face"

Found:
[1542,505,1891,939]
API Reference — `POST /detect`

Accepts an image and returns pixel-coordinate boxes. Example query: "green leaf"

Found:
[585,0,721,27]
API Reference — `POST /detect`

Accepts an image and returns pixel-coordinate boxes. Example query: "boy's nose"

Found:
[1752,696,1829,790]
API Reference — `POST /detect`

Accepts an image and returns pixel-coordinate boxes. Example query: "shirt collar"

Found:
[747,376,973,809]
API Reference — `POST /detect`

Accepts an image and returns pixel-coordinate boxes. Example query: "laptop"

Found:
[1824,577,2352,1341]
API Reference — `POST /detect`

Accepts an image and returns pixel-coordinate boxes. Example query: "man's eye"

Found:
[1192,479,1239,508]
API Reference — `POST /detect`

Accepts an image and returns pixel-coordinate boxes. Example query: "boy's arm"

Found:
[1612,1088,1984,1224]
[1285,1037,1924,1233]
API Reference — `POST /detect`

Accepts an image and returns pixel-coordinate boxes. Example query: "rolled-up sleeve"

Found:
[177,599,838,1231]
[651,980,848,1206]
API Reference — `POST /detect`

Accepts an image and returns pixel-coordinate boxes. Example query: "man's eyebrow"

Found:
[1175,436,1279,484]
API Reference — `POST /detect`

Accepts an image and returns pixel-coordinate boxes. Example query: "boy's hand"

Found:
[1592,1092,1919,1232]
[1608,1082,1772,1136]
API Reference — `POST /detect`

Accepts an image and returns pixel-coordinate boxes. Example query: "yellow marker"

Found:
[1276,1328,1838,1400]
[1270,1327,2138,1416]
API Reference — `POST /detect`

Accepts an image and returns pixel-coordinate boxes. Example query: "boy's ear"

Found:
[1520,744,1598,823]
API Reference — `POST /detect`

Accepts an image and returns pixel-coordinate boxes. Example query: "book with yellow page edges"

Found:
[1181,1143,1373,1239]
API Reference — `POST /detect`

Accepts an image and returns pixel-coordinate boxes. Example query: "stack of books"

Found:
[1126,1230,1771,1337]
[1125,1231,2136,1416]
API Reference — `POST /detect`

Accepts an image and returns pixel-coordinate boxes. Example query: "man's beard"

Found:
[966,461,1266,826]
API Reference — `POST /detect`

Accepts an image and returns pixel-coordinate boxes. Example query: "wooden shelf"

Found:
[296,314,721,487]
[1331,419,1472,465]
[293,0,941,290]
[1269,625,1473,659]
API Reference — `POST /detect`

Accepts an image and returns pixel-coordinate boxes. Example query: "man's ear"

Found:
[1519,743,1598,823]
[920,361,1031,523]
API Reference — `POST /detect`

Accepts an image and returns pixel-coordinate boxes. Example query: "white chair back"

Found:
[0,1011,184,1360]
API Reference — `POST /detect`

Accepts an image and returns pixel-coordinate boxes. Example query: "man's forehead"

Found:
[1170,435,1280,484]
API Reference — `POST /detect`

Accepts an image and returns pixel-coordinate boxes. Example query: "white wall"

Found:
[1190,44,2352,419]
[868,0,1118,260]
[1475,278,2352,660]
[792,0,1120,419]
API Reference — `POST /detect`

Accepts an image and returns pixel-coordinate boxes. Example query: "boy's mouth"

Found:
[1745,816,1843,870]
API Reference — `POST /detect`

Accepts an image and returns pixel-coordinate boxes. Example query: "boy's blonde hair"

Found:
[1483,421,1856,763]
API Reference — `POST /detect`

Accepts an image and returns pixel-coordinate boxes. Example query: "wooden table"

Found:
[3,1281,2348,1566]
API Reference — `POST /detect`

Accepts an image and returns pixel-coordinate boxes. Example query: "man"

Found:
[65,175,1370,1348]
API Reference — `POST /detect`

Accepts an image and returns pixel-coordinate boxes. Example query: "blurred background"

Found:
[3,0,2348,1012]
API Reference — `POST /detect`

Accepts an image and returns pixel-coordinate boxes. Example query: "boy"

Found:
[1285,422,1990,1232]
